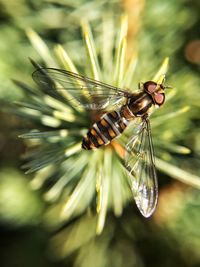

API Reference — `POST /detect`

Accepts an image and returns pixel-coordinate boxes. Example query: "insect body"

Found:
[32,66,168,218]
[82,81,165,150]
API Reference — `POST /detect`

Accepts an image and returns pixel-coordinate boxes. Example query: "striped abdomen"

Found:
[82,110,130,150]
[82,92,153,150]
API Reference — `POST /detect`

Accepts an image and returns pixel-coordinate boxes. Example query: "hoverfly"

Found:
[32,66,169,218]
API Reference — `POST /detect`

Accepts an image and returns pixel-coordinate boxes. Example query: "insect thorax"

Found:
[127,92,153,117]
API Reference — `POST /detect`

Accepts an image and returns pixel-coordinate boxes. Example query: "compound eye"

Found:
[154,93,165,105]
[144,81,157,93]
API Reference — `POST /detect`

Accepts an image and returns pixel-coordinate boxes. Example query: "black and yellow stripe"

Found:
[82,110,130,150]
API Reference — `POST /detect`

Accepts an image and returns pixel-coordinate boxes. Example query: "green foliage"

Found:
[0,0,200,267]
[0,168,43,227]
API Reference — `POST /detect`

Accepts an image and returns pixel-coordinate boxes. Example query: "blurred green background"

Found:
[0,0,200,267]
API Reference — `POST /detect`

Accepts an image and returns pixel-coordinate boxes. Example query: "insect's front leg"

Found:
[138,82,144,90]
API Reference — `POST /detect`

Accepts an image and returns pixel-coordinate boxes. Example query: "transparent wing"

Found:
[125,117,158,217]
[32,68,131,110]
